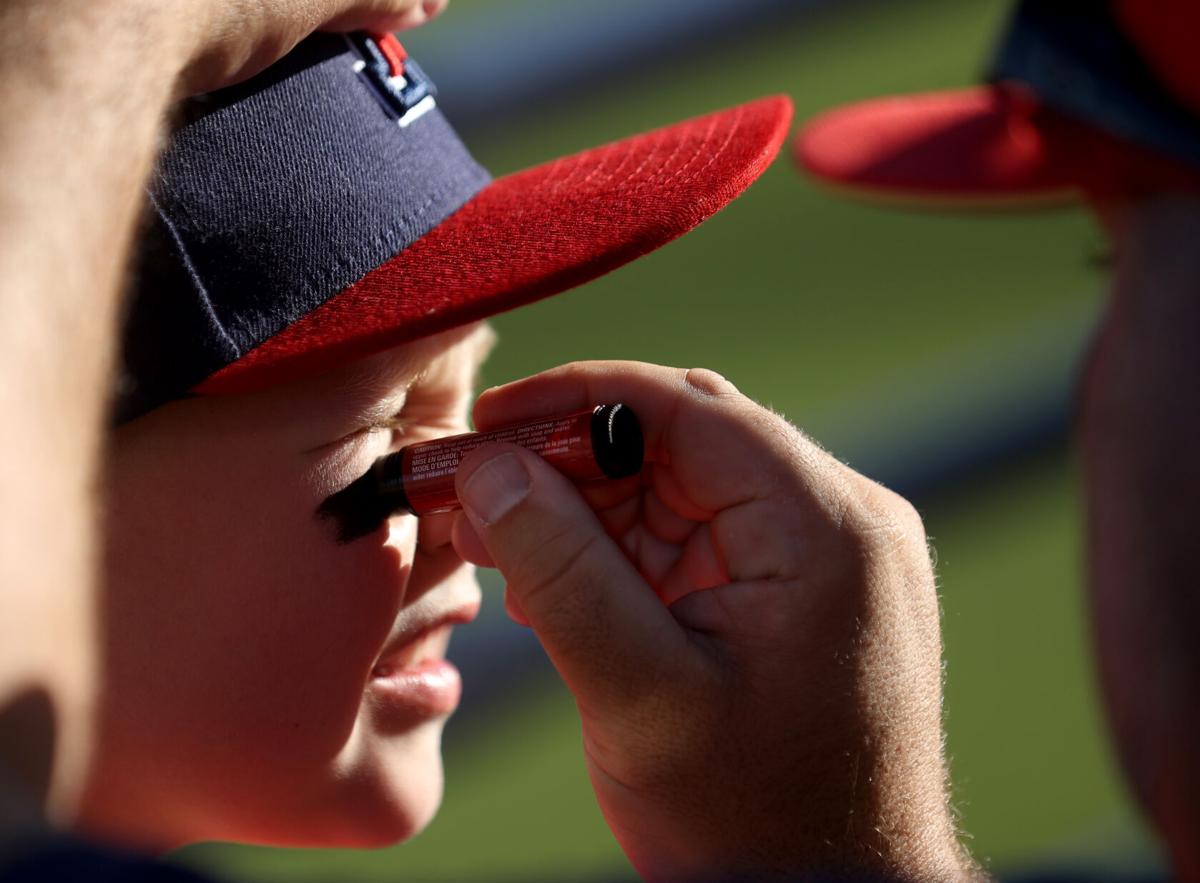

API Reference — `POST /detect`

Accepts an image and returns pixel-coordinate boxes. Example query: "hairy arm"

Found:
[454,364,983,880]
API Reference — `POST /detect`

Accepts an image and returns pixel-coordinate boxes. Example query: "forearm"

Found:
[1079,194,1200,879]
[0,0,182,821]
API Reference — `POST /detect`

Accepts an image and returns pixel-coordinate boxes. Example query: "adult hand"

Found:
[172,0,448,94]
[452,363,973,881]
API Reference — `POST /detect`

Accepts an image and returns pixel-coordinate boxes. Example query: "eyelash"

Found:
[359,366,475,446]
[368,412,412,436]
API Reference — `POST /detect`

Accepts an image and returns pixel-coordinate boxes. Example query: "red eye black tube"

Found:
[319,404,643,542]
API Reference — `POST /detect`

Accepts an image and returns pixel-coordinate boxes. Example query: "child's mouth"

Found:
[366,601,478,724]
[371,624,452,677]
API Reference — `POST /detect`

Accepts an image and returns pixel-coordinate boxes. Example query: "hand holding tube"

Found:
[451,362,975,882]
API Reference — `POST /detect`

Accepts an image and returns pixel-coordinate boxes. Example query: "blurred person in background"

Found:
[797,2,1200,879]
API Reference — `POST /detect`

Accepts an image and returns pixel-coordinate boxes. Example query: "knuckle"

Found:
[855,483,928,553]
[766,414,835,480]
[884,489,928,545]
[684,367,740,398]
[826,481,932,591]
[849,485,940,616]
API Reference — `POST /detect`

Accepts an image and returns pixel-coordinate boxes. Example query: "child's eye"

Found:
[367,411,411,435]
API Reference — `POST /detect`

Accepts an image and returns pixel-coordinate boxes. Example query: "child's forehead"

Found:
[343,323,496,395]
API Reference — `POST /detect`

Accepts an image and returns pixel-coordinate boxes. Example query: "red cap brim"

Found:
[199,96,793,395]
[795,84,1200,212]
[795,86,1081,210]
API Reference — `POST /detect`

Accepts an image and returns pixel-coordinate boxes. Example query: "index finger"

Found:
[474,361,839,514]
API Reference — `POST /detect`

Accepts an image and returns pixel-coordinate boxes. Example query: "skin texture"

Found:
[1080,195,1200,881]
[451,363,976,881]
[25,1,1200,878]
[0,0,973,872]
[87,323,975,877]
[85,323,979,877]
[81,325,492,851]
[0,0,444,836]
[178,0,448,94]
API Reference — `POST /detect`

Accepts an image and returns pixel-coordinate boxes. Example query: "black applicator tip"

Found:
[317,469,391,544]
[317,453,415,544]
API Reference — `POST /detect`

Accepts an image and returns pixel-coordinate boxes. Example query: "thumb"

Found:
[455,443,688,712]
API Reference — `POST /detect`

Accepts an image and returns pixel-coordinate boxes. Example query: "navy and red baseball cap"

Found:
[119,33,793,423]
[794,0,1200,208]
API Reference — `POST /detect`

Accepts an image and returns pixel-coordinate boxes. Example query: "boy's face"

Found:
[82,323,495,849]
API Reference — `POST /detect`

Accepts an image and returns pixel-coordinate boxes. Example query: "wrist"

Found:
[616,781,978,883]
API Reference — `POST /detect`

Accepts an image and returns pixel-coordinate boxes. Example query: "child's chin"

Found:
[243,770,445,850]
[310,728,448,848]
[332,781,445,850]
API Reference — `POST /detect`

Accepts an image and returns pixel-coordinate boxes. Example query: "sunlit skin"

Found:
[81,324,494,851]
[0,0,1000,876]
[449,362,973,881]
[81,319,974,879]
[0,0,963,872]
[178,0,449,92]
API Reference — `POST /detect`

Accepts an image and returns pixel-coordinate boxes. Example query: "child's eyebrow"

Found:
[338,358,424,429]
[306,347,427,440]
[327,323,498,432]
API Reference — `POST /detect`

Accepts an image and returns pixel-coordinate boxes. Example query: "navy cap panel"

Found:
[148,33,491,355]
[990,0,1200,169]
[117,204,243,425]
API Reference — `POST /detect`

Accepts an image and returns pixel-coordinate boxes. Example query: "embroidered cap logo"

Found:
[347,33,438,128]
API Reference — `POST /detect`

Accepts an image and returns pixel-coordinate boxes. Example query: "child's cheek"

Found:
[385,510,419,560]
[306,428,394,503]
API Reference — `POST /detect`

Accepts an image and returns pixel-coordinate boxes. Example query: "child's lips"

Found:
[367,601,479,722]
[371,624,453,676]
[375,596,479,665]
[369,656,463,720]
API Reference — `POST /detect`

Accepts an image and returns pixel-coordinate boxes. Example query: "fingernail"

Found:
[461,453,531,525]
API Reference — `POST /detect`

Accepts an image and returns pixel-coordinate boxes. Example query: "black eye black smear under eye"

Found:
[317,468,388,544]
[316,411,414,544]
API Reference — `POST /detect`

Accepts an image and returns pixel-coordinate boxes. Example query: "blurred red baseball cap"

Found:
[795,1,1200,208]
